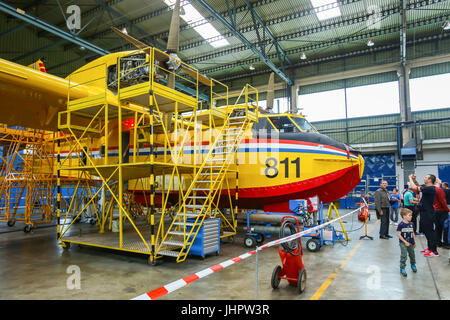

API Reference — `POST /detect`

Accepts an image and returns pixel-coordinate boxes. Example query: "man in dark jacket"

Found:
[374,180,391,239]
[409,174,439,257]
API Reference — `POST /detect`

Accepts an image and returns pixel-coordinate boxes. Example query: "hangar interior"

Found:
[0,0,449,301]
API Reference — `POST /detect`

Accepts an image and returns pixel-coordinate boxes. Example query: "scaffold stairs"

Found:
[156,108,254,262]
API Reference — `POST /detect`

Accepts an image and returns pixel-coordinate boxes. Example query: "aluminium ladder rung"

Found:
[158,250,180,257]
[185,204,204,208]
[168,231,187,236]
[186,195,208,199]
[185,213,200,218]
[162,240,184,246]
[173,222,195,227]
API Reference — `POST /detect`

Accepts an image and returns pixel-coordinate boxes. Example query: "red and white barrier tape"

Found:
[133,205,363,300]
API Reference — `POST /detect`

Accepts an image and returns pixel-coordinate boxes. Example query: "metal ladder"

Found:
[155,108,252,262]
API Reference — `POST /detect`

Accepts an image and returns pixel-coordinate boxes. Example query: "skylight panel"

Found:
[310,0,342,21]
[163,0,230,48]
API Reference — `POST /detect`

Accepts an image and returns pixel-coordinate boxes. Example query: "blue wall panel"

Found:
[438,165,450,185]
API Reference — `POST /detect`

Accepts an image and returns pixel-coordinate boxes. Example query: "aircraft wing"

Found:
[0,58,82,131]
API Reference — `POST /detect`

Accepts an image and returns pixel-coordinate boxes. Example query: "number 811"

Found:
[264,157,300,178]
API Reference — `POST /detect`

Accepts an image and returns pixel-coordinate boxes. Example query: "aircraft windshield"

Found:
[253,116,317,133]
[291,117,317,133]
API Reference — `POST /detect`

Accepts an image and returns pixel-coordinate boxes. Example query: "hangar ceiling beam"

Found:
[0,1,208,100]
[68,0,285,49]
[225,51,450,96]
[143,0,363,53]
[185,0,447,66]
[63,0,163,51]
[194,0,293,86]
[217,18,450,84]
[243,0,290,66]
[0,1,110,56]
[0,0,48,39]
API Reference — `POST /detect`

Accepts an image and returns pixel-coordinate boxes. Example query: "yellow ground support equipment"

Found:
[0,125,54,232]
[56,47,258,263]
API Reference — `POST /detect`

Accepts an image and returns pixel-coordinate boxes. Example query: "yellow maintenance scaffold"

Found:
[56,47,258,264]
[0,125,55,232]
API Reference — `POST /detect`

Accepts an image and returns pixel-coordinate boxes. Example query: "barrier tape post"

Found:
[255,247,259,300]
[133,205,366,300]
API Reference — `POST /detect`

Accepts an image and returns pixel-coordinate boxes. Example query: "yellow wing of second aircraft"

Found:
[0,57,73,131]
[0,53,130,131]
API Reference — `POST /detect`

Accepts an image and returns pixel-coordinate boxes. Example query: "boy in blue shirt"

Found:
[390,188,401,225]
[397,208,417,277]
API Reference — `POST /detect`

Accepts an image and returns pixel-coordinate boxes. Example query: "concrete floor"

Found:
[0,210,448,300]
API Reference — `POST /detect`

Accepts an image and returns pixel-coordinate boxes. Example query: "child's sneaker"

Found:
[420,248,430,254]
[411,265,417,273]
[424,251,439,257]
[400,268,407,277]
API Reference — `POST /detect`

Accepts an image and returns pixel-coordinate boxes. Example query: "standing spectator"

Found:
[433,178,450,248]
[390,188,401,225]
[397,208,417,277]
[443,182,450,208]
[408,174,439,257]
[442,182,450,249]
[374,180,391,239]
[403,186,419,234]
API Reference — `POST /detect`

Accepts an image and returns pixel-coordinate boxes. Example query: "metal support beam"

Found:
[0,0,47,39]
[0,1,110,56]
[64,0,163,51]
[194,0,293,85]
[243,0,290,65]
[399,0,413,147]
[0,1,208,101]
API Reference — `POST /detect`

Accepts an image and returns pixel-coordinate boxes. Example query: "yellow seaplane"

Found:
[0,0,364,219]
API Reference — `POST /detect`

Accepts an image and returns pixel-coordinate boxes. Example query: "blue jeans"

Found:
[390,207,399,223]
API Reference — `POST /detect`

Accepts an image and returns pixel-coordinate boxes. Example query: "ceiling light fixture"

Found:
[121,27,128,35]
[249,63,255,70]
[300,52,307,60]
[366,38,374,47]
[443,21,450,31]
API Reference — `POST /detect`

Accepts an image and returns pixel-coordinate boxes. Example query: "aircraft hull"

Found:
[132,134,364,210]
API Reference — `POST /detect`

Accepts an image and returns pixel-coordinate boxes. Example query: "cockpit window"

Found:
[252,118,274,131]
[269,116,298,133]
[252,115,317,133]
[291,117,317,133]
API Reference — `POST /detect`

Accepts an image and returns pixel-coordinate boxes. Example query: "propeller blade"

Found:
[180,66,214,87]
[111,27,148,50]
[266,72,275,112]
[167,0,180,53]
[111,26,169,62]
